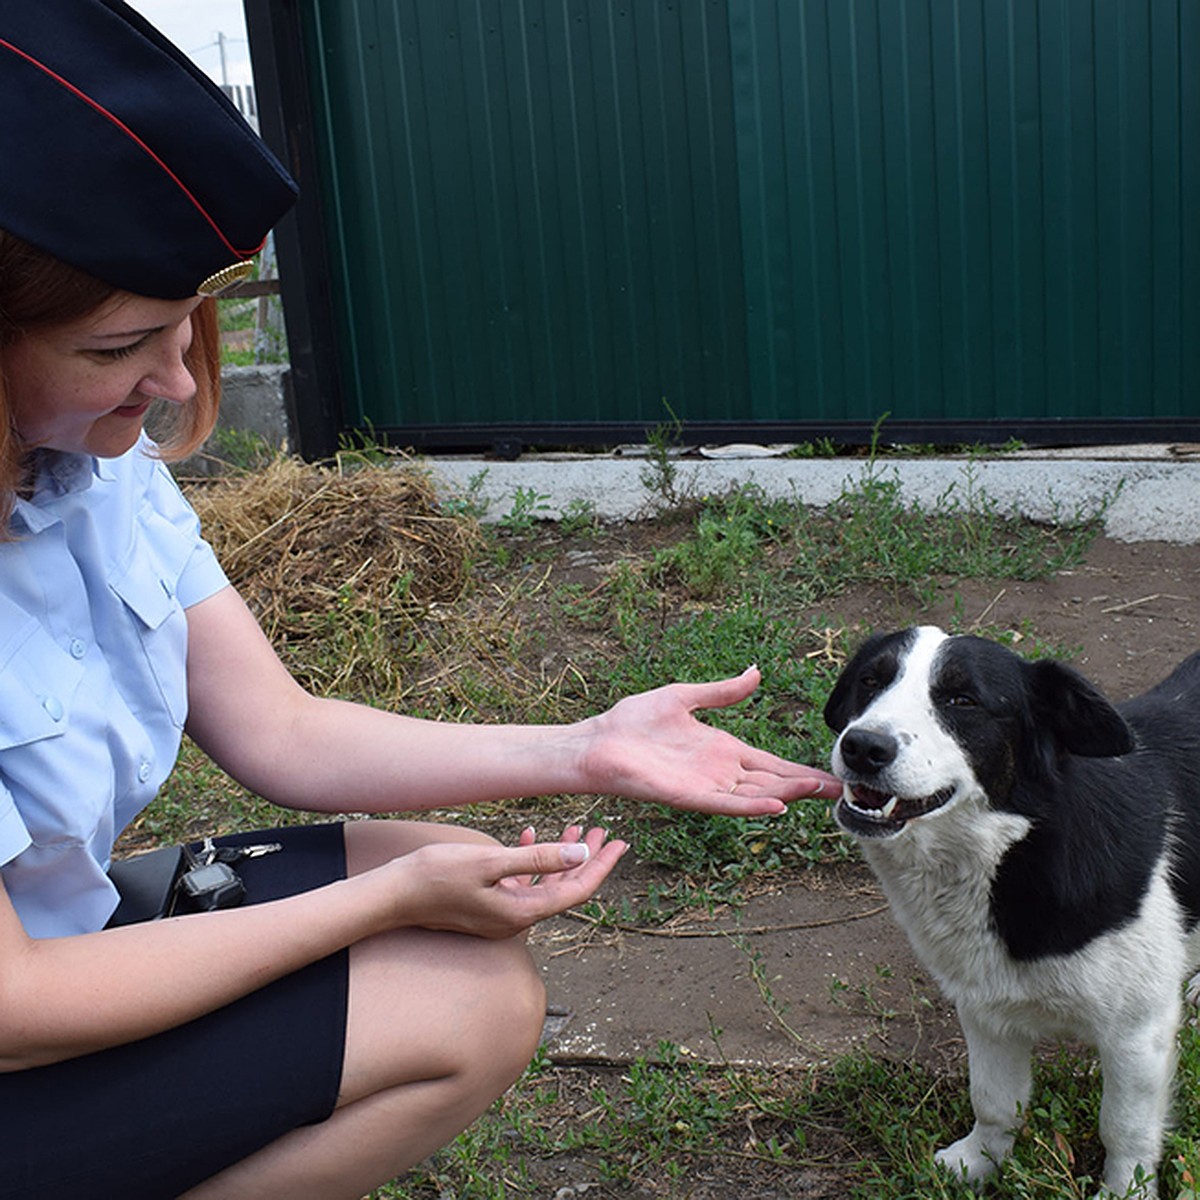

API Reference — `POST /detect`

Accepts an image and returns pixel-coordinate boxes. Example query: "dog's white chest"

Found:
[863,807,1031,995]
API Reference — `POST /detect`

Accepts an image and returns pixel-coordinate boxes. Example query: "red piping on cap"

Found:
[0,36,264,261]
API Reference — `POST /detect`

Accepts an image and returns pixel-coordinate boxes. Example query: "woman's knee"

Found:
[446,935,546,1089]
[470,941,546,1091]
[343,817,500,876]
[339,924,545,1107]
[336,819,546,1103]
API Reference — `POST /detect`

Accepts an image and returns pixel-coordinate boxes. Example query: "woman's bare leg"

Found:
[180,820,545,1200]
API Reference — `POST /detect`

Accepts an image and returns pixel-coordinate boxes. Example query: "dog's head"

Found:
[823,626,1134,840]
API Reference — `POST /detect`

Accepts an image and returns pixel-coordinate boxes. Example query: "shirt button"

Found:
[137,760,152,783]
[69,638,86,659]
[42,696,64,721]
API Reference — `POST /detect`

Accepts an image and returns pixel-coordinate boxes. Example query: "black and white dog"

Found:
[824,626,1200,1198]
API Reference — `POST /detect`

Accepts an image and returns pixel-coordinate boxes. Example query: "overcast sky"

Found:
[125,0,254,86]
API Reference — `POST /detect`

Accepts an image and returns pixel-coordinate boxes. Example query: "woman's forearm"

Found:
[0,869,392,1071]
[184,588,597,814]
[227,695,595,815]
[0,829,624,1073]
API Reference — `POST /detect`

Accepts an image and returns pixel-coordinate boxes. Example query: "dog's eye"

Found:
[944,693,977,708]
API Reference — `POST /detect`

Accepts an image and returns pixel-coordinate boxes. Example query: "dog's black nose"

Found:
[840,728,898,774]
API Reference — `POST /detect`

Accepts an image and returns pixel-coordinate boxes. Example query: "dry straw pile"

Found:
[183,455,480,648]
[182,454,574,719]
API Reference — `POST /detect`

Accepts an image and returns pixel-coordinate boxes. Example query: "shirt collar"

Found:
[9,450,101,534]
[35,449,100,497]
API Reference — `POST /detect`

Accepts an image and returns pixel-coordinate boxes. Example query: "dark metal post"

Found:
[243,0,342,460]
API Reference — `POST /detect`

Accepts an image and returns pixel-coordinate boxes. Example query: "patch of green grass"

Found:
[620,464,1101,628]
[205,426,279,471]
[787,462,1102,601]
[783,413,1026,462]
[496,485,553,535]
[559,496,600,536]
[368,1021,1197,1198]
[650,485,794,599]
[372,1042,785,1199]
[440,467,493,522]
[217,288,288,367]
[786,436,842,458]
[592,600,848,887]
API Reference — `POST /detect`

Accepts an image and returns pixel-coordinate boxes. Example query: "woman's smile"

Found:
[111,398,153,418]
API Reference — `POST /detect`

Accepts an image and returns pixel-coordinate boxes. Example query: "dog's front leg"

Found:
[935,1007,1032,1186]
[1093,1014,1176,1200]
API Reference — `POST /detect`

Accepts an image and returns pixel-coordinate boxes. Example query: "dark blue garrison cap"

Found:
[0,0,298,299]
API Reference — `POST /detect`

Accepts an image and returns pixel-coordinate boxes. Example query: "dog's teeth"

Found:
[881,796,899,820]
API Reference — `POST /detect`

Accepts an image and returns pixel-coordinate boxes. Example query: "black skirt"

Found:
[0,823,350,1200]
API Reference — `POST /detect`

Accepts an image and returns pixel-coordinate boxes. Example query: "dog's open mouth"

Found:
[835,784,956,838]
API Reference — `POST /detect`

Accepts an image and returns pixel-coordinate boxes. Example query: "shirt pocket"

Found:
[0,618,85,751]
[107,506,193,728]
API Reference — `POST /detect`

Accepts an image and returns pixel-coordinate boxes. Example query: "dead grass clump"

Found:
[184,455,481,644]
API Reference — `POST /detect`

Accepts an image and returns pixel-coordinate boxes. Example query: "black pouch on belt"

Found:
[105,846,186,927]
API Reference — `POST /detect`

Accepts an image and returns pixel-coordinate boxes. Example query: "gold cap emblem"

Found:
[197,259,255,297]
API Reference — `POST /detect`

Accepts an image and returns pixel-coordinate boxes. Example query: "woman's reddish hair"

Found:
[0,230,221,533]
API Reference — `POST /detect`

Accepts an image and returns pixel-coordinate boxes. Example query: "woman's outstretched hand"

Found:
[578,667,842,816]
[385,826,626,940]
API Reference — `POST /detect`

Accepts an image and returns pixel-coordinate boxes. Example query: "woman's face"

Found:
[5,292,203,458]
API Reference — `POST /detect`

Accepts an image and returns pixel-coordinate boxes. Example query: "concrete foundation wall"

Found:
[177,364,293,475]
[217,364,292,451]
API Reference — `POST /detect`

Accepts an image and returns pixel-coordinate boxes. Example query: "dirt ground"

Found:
[517,536,1200,1198]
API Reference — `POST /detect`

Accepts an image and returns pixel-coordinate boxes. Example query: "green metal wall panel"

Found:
[730,0,1199,424]
[300,0,749,432]
[290,0,1199,440]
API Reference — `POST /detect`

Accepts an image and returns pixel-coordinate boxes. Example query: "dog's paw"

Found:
[1095,1161,1158,1200]
[934,1131,1006,1187]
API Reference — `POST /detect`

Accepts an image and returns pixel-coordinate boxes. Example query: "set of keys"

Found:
[175,838,282,913]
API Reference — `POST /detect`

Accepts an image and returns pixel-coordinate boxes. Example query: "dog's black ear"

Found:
[1027,659,1135,757]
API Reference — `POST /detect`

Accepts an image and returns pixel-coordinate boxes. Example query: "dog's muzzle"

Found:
[835,784,956,838]
[833,726,956,838]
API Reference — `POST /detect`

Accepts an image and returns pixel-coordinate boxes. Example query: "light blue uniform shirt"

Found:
[0,435,228,937]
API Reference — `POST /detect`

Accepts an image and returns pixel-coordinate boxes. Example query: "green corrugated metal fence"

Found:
[259,0,1200,451]
[730,0,1199,425]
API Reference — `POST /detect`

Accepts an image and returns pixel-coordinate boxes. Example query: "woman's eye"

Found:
[94,341,144,360]
[90,332,153,361]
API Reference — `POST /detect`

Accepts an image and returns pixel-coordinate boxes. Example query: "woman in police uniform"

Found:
[0,3,842,1197]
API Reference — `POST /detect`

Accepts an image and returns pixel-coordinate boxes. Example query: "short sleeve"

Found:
[0,778,32,869]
